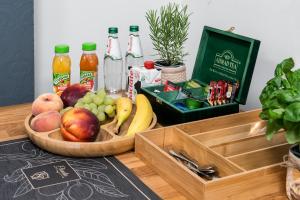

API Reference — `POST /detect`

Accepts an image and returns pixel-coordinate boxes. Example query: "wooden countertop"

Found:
[0,103,288,200]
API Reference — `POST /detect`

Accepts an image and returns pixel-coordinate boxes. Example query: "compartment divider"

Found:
[228,143,290,171]
[192,121,266,147]
[227,143,289,159]
[173,127,247,173]
[210,131,286,157]
[177,109,262,135]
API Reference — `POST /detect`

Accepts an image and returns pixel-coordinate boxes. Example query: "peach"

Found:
[61,108,100,142]
[30,111,61,132]
[32,93,64,116]
[60,84,89,107]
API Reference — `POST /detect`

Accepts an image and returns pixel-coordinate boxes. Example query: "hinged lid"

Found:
[192,26,260,104]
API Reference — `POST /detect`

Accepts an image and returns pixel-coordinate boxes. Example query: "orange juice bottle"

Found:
[80,42,98,92]
[52,44,71,95]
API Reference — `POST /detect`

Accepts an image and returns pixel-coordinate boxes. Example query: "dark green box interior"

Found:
[141,26,260,125]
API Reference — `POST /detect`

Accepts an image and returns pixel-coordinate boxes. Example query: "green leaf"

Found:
[275,58,294,76]
[266,119,283,140]
[268,108,285,119]
[282,79,291,88]
[285,129,300,144]
[259,110,269,120]
[286,69,300,92]
[284,120,300,144]
[259,84,277,104]
[275,64,283,77]
[267,77,282,88]
[262,98,282,110]
[277,90,296,104]
[282,58,295,73]
[284,102,300,122]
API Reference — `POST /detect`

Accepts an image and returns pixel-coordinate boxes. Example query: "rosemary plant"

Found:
[146,3,190,66]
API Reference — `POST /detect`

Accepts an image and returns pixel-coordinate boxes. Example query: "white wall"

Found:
[34,0,300,110]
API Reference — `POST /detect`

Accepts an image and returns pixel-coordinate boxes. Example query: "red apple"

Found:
[61,108,100,142]
[32,93,64,116]
[60,84,89,107]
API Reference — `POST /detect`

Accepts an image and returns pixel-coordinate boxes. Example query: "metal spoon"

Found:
[169,150,199,169]
[169,150,216,175]
[185,162,214,180]
[178,151,216,172]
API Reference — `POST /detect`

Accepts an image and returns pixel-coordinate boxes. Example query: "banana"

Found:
[126,94,153,137]
[114,97,132,133]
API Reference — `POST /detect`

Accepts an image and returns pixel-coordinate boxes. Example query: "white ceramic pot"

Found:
[286,144,300,200]
[155,63,187,84]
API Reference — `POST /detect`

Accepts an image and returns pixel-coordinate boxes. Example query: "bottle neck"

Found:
[55,53,69,56]
[109,33,118,38]
[130,31,139,36]
[82,50,96,54]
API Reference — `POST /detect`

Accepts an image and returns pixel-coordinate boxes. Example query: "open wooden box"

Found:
[141,26,260,125]
[135,109,288,200]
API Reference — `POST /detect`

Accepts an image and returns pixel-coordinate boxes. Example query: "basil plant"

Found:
[260,58,300,144]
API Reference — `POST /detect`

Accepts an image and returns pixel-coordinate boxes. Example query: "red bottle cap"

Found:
[144,61,155,69]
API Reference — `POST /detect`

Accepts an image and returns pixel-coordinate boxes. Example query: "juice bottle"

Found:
[80,42,98,92]
[52,44,71,95]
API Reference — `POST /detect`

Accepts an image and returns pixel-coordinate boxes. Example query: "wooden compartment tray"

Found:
[135,109,288,200]
[24,109,157,157]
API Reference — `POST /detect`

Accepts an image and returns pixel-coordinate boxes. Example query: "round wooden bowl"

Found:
[24,109,157,157]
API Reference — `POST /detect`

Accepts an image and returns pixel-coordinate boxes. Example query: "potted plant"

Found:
[146,3,190,83]
[259,57,300,199]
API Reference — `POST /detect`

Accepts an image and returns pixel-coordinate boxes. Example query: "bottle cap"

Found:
[144,61,155,69]
[108,27,118,34]
[82,42,96,51]
[130,25,139,32]
[55,44,69,53]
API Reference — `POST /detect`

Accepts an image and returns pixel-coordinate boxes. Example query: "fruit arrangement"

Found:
[28,84,155,144]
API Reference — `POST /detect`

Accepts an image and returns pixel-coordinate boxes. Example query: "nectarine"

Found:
[61,108,100,142]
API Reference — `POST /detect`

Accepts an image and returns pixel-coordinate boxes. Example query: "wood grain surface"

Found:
[0,103,288,199]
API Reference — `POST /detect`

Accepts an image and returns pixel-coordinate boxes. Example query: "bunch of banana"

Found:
[114,97,132,133]
[126,94,153,137]
[113,94,153,137]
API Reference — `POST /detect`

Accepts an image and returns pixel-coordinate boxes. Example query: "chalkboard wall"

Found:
[0,0,34,106]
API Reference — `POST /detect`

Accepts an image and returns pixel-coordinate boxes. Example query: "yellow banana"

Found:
[114,97,132,133]
[126,94,153,137]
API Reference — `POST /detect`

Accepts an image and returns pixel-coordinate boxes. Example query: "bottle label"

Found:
[105,37,122,60]
[126,34,143,58]
[53,73,70,95]
[80,70,97,91]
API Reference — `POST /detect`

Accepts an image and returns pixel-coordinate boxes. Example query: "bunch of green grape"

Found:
[74,89,116,122]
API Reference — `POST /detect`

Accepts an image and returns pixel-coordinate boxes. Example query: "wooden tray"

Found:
[24,109,157,157]
[135,109,288,200]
